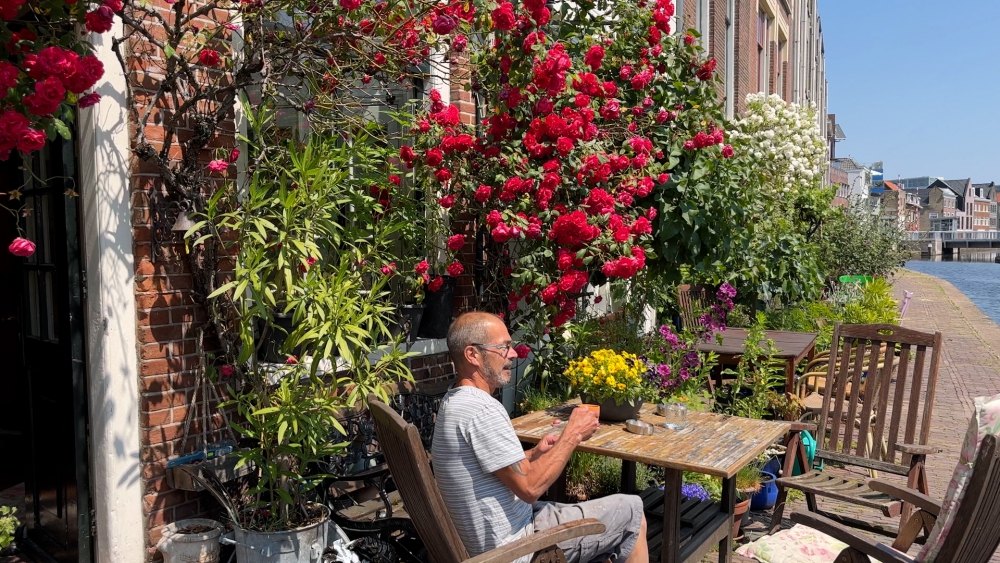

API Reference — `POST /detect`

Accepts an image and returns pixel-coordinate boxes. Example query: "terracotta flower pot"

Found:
[732,498,751,540]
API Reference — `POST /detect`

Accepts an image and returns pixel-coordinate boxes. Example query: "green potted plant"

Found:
[193,121,414,562]
[733,459,765,540]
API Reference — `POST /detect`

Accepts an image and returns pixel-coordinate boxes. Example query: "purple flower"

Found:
[681,483,710,502]
[656,363,672,377]
[717,283,737,300]
[659,325,679,348]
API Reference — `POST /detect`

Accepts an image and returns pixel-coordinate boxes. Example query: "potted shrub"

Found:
[562,349,653,421]
[194,129,415,562]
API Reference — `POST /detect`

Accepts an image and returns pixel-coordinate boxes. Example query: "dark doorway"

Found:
[0,138,92,563]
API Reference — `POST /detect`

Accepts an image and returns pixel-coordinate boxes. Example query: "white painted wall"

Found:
[78,30,144,563]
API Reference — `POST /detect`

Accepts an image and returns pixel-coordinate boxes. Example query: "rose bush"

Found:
[403,0,734,340]
[2,0,115,256]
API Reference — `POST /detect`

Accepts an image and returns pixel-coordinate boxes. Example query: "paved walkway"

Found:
[724,269,1000,562]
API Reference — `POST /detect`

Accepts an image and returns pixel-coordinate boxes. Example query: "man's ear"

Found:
[463,345,481,368]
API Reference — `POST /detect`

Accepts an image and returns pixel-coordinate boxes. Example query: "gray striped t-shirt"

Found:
[431,386,533,557]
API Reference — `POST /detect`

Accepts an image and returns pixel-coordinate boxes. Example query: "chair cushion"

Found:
[919,393,1000,562]
[735,524,848,562]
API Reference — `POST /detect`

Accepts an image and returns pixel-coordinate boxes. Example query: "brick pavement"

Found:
[716,270,1000,562]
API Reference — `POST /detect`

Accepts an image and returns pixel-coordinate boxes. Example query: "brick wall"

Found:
[129,0,239,557]
[733,0,757,115]
[708,0,728,104]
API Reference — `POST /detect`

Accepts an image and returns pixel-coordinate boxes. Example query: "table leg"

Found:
[621,460,637,495]
[718,476,735,563]
[662,468,681,563]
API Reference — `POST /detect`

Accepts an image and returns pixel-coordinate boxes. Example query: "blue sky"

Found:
[823,0,1000,184]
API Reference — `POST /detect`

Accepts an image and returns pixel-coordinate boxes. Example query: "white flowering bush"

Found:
[730,93,828,196]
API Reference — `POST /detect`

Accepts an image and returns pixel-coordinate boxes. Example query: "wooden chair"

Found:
[770,323,944,537]
[788,434,1000,562]
[677,284,718,331]
[367,396,606,563]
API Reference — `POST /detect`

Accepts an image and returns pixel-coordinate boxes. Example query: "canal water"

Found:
[904,256,1000,325]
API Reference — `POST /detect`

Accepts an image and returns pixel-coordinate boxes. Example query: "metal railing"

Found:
[909,231,1000,241]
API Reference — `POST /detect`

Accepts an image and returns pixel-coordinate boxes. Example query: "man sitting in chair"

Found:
[433,312,648,563]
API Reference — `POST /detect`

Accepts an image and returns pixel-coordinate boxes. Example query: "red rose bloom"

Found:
[722,144,734,158]
[24,76,66,116]
[514,344,530,359]
[425,148,444,167]
[340,0,361,10]
[17,128,46,152]
[447,234,465,251]
[0,111,29,153]
[0,0,25,21]
[8,237,35,257]
[399,145,415,163]
[77,93,101,108]
[446,261,464,277]
[583,188,616,216]
[198,49,221,67]
[696,59,717,81]
[583,45,604,71]
[427,276,445,292]
[414,260,430,274]
[540,283,558,304]
[474,185,492,202]
[437,194,455,207]
[432,15,456,35]
[85,5,115,33]
[64,55,104,94]
[491,2,516,31]
[434,168,452,183]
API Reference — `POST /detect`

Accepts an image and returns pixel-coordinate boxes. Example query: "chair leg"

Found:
[769,489,788,535]
[806,492,818,513]
[836,548,871,563]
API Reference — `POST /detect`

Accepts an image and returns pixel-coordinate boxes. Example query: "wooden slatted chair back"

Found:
[934,435,1000,561]
[368,396,468,563]
[677,284,716,331]
[817,323,943,467]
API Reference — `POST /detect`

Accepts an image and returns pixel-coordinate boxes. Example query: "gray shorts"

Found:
[532,494,644,563]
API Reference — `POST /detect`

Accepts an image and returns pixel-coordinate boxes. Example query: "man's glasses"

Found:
[472,342,517,355]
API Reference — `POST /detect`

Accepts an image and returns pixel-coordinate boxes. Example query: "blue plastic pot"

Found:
[763,456,782,477]
[750,471,779,511]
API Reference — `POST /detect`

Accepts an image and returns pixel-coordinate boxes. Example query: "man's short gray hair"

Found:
[447,312,497,364]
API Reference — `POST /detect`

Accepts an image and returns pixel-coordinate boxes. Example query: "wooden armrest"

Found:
[867,479,941,516]
[465,519,606,563]
[895,443,942,456]
[787,421,817,433]
[790,512,915,563]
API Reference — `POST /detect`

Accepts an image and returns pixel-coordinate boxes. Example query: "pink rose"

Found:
[414,260,429,274]
[340,0,361,10]
[8,237,35,257]
[206,159,228,172]
[220,365,235,377]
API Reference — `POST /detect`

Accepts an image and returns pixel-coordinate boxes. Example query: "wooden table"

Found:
[513,401,791,563]
[697,329,818,395]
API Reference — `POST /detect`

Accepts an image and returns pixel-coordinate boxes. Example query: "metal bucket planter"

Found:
[232,506,329,563]
[157,518,224,563]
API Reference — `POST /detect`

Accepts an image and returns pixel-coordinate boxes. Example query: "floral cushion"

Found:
[735,524,848,563]
[919,393,1000,562]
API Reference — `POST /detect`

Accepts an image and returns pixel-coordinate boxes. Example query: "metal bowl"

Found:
[625,419,655,435]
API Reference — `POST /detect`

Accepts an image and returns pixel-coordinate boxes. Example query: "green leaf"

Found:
[52,119,71,140]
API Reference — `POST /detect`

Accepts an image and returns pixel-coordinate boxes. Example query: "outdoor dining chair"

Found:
[367,395,606,563]
[787,433,1000,562]
[770,323,944,536]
